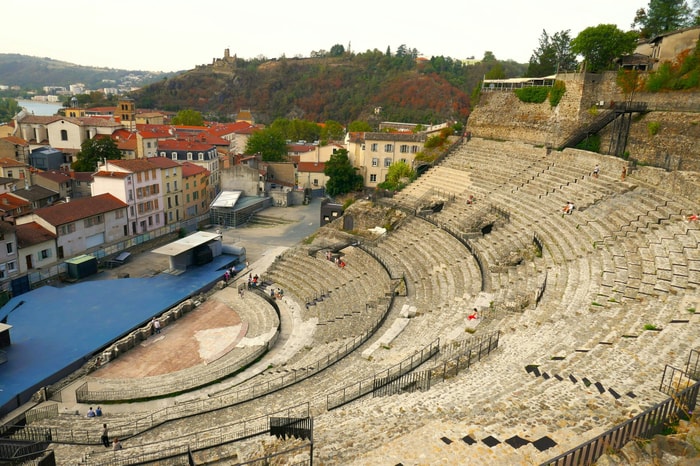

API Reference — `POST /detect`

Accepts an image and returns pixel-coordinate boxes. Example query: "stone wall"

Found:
[469,71,700,170]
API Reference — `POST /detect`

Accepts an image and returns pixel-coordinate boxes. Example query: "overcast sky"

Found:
[3,0,646,72]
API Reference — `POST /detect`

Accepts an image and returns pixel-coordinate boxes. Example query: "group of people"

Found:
[271,287,284,299]
[86,406,103,418]
[325,251,346,268]
[248,273,259,288]
[593,163,627,181]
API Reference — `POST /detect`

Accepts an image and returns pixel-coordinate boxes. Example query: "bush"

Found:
[514,86,549,103]
[647,121,660,136]
[424,135,444,148]
[548,81,566,107]
[576,134,601,153]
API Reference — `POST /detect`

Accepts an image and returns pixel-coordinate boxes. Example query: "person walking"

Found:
[101,423,109,448]
[154,318,161,334]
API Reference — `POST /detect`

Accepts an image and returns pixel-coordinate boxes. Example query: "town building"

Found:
[15,193,128,259]
[92,159,165,235]
[156,140,220,194]
[181,162,211,220]
[0,221,19,291]
[346,132,426,187]
[147,156,184,225]
[31,170,72,200]
[15,221,57,273]
[0,136,30,164]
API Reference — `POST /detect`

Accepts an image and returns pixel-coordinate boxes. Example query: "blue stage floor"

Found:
[0,254,237,416]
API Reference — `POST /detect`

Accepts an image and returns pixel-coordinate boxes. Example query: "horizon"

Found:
[1,0,645,73]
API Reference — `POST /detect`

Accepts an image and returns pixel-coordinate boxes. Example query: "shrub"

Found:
[647,121,660,136]
[514,86,549,103]
[643,323,659,331]
[576,134,601,153]
[424,135,444,149]
[548,81,566,107]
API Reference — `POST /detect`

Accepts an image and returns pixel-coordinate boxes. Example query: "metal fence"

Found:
[24,404,58,424]
[326,338,441,410]
[542,377,700,466]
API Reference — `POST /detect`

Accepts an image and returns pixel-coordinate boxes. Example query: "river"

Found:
[16,99,63,116]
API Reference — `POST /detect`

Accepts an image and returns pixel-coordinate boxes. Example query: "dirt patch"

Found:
[92,301,242,378]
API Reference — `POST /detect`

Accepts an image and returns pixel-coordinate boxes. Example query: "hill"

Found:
[133,52,526,124]
[0,53,178,91]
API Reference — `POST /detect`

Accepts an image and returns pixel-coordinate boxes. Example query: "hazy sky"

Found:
[3,0,646,72]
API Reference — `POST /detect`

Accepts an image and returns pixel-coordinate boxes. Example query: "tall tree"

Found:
[633,0,692,38]
[571,24,639,72]
[171,109,204,126]
[320,120,345,141]
[527,30,577,77]
[323,149,363,196]
[0,98,20,123]
[73,137,122,172]
[245,128,288,161]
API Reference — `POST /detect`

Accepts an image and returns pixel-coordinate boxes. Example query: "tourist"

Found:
[86,407,95,418]
[113,438,122,451]
[154,318,161,334]
[101,423,109,447]
[621,166,627,181]
[95,406,102,417]
[593,164,600,178]
[468,308,478,320]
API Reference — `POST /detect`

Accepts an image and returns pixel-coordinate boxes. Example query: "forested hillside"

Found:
[0,54,177,90]
[134,50,526,125]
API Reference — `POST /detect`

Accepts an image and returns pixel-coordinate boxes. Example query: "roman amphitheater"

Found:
[4,136,700,465]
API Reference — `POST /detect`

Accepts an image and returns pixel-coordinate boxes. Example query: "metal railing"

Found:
[542,377,700,466]
[326,338,441,410]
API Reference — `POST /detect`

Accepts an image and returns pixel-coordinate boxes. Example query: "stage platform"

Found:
[0,254,237,417]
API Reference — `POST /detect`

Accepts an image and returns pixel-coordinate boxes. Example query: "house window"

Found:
[6,170,12,178]
[370,143,378,152]
[371,158,378,167]
[115,209,124,219]
[411,145,419,153]
[198,153,204,160]
[166,182,170,193]
[8,261,16,272]
[400,158,407,164]
[400,144,409,153]
[187,152,193,160]
[61,129,68,141]
[39,249,51,259]
[160,152,166,157]
[313,178,318,186]
[148,216,153,226]
[370,174,377,182]
[147,142,152,148]
[6,243,12,255]
[171,152,177,160]
[384,144,393,152]
[384,158,392,167]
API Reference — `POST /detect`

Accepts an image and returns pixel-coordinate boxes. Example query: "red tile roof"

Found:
[0,157,27,168]
[0,193,30,210]
[35,170,72,184]
[104,159,158,173]
[70,172,94,182]
[34,193,127,226]
[158,139,215,152]
[93,170,130,179]
[181,161,209,177]
[147,156,180,168]
[1,135,28,145]
[297,162,326,173]
[206,121,255,137]
[16,221,56,247]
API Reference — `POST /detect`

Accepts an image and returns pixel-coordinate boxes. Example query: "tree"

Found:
[571,25,639,72]
[73,137,122,171]
[323,149,364,196]
[378,160,416,191]
[245,128,288,161]
[320,120,345,141]
[330,44,345,57]
[171,109,204,126]
[633,0,692,38]
[527,30,577,77]
[0,98,20,123]
[347,120,373,132]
